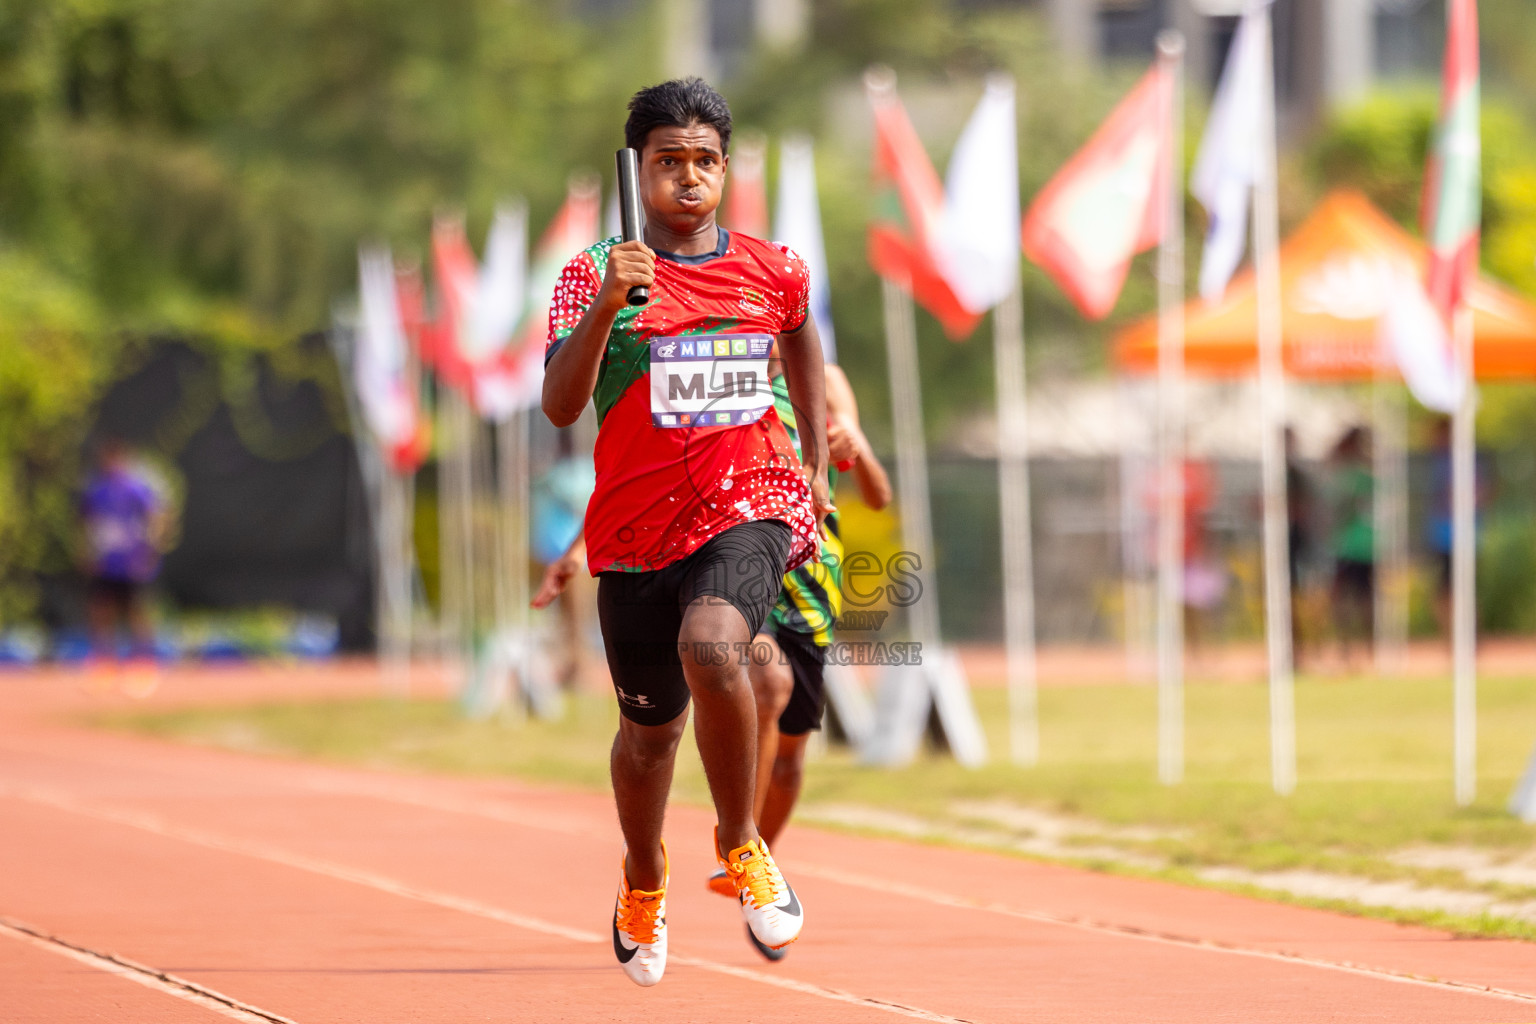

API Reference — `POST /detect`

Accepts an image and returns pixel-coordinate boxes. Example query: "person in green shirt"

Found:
[1328,426,1374,668]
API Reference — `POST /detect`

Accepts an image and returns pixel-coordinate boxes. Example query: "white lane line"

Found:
[793,862,1536,1007]
[0,916,298,1024]
[286,773,1536,1008]
[4,786,972,1024]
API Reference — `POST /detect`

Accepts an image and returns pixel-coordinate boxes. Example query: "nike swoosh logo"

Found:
[778,883,801,918]
[612,919,638,963]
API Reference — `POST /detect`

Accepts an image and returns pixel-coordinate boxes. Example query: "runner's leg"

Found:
[597,571,691,893]
[758,629,827,848]
[759,732,810,849]
[679,596,760,855]
[611,711,687,891]
[748,631,794,823]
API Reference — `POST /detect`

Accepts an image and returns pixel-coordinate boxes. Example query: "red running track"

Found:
[2,664,1535,1023]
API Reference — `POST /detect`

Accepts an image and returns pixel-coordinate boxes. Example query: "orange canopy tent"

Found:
[1114,190,1536,381]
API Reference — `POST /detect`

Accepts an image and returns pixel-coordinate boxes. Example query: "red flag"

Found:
[1021,64,1171,320]
[387,264,433,471]
[725,136,770,239]
[1422,0,1481,323]
[866,74,983,340]
[422,216,479,394]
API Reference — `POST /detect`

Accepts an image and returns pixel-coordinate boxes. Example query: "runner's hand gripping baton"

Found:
[615,148,648,306]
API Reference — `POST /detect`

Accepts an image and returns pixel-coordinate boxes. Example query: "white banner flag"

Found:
[356,245,417,450]
[933,74,1020,315]
[1192,0,1273,301]
[773,135,838,362]
[469,202,528,365]
[1380,266,1467,413]
[466,202,530,422]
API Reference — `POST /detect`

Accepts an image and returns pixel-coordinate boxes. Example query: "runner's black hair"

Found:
[625,77,733,155]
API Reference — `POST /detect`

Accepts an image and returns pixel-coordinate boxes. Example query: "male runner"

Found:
[536,360,888,965]
[541,77,831,987]
[708,359,891,962]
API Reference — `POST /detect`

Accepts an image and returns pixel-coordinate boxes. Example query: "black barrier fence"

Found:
[54,337,375,650]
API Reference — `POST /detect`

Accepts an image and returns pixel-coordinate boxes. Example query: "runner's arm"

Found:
[542,243,656,427]
[777,318,832,522]
[532,532,586,609]
[825,364,892,511]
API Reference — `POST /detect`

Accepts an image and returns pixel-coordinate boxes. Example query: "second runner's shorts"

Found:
[596,520,792,726]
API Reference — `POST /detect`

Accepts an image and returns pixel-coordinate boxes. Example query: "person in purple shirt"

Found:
[80,438,165,658]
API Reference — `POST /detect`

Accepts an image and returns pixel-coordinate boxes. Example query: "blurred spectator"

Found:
[1285,426,1315,666]
[531,434,596,689]
[1141,458,1227,654]
[1180,459,1226,652]
[1327,426,1373,668]
[1425,417,1491,639]
[79,439,168,665]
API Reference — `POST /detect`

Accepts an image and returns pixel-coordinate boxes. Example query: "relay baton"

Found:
[615,148,649,306]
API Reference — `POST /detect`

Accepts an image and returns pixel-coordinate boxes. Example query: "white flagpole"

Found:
[865,67,988,768]
[378,467,402,693]
[491,411,529,719]
[397,462,417,692]
[326,309,395,692]
[1119,377,1154,682]
[882,277,942,650]
[400,318,424,694]
[994,280,1037,764]
[460,399,480,694]
[1452,304,1477,804]
[1253,10,1295,796]
[513,406,533,715]
[434,388,457,677]
[441,387,477,693]
[486,416,509,647]
[1155,32,1186,786]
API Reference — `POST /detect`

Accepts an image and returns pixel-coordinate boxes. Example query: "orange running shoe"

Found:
[613,842,668,987]
[705,868,735,898]
[716,828,803,951]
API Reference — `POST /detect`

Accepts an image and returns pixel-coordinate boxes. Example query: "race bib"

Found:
[649,334,774,428]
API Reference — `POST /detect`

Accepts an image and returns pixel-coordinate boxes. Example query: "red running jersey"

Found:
[546,229,818,575]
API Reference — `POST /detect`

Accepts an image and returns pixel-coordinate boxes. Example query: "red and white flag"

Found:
[508,179,602,412]
[356,245,428,472]
[934,75,1020,316]
[1379,265,1465,413]
[866,73,983,340]
[774,135,839,362]
[467,204,531,421]
[1021,63,1171,320]
[421,215,479,396]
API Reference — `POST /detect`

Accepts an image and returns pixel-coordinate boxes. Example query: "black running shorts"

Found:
[596,520,792,727]
[765,625,827,737]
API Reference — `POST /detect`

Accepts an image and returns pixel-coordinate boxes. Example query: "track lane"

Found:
[1,796,920,1023]
[0,917,272,1024]
[4,759,1532,1023]
[5,668,1536,1022]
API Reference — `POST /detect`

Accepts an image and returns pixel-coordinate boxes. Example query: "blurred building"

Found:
[624,0,1441,132]
[577,0,808,82]
[1026,0,1443,131]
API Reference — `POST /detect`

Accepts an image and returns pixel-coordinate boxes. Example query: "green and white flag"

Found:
[1423,0,1481,323]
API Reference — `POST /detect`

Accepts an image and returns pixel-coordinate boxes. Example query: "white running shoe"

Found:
[716,829,803,950]
[612,843,668,987]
